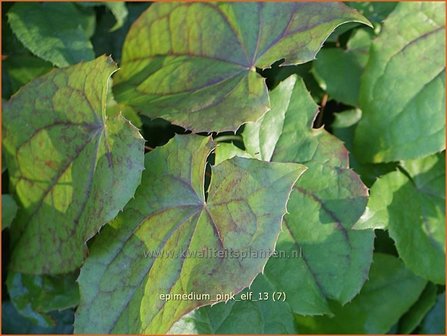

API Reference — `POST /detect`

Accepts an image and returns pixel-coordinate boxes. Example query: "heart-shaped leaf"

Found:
[244,76,349,166]
[3,56,145,274]
[355,152,445,284]
[249,77,376,312]
[313,29,372,106]
[295,253,427,334]
[214,76,374,317]
[354,2,446,162]
[266,163,373,315]
[74,134,305,333]
[114,2,370,132]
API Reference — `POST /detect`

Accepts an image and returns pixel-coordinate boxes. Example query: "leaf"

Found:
[355,153,445,284]
[105,3,128,32]
[74,134,305,334]
[324,22,363,43]
[348,2,397,24]
[6,272,79,327]
[169,275,296,334]
[313,49,362,106]
[7,3,96,67]
[76,2,128,32]
[2,302,74,334]
[91,3,151,64]
[275,78,351,166]
[264,163,373,315]
[2,194,18,230]
[3,55,53,98]
[219,76,374,316]
[398,283,438,334]
[7,272,79,312]
[419,293,446,334]
[354,2,446,162]
[108,103,143,129]
[3,56,145,274]
[295,253,427,334]
[312,30,372,106]
[257,78,373,312]
[2,10,53,99]
[244,76,348,165]
[346,27,374,62]
[331,109,398,187]
[214,143,252,166]
[114,2,370,132]
[242,75,356,169]
[348,1,397,23]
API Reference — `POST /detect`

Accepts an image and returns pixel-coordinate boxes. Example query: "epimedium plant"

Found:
[1,1,445,335]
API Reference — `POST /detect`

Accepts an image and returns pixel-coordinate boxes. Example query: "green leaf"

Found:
[115,2,370,132]
[220,76,374,316]
[2,302,74,334]
[6,272,79,327]
[346,28,374,62]
[90,3,150,64]
[331,109,398,187]
[214,143,252,166]
[2,194,18,230]
[3,56,145,274]
[169,275,296,334]
[107,103,143,129]
[348,2,397,24]
[313,49,362,106]
[244,76,348,166]
[259,78,373,312]
[355,153,445,284]
[324,22,363,43]
[354,2,446,162]
[76,2,128,32]
[419,293,446,334]
[295,253,427,334]
[273,78,350,166]
[332,108,363,129]
[398,283,438,334]
[3,55,53,98]
[265,163,373,315]
[2,10,54,99]
[312,30,372,106]
[105,3,128,32]
[74,134,305,334]
[7,3,96,67]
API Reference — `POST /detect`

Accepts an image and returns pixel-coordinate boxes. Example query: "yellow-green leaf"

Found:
[115,2,369,131]
[3,56,145,274]
[74,134,305,333]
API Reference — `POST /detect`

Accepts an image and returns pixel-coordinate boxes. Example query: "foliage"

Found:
[74,135,304,333]
[354,2,445,162]
[1,2,445,335]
